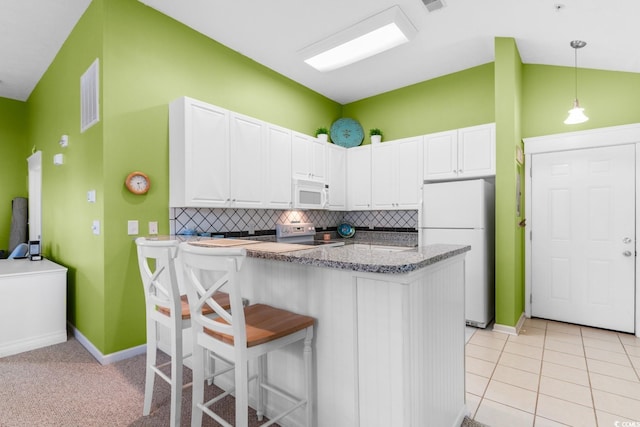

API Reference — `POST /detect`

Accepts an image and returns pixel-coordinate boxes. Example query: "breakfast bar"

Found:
[188,239,470,427]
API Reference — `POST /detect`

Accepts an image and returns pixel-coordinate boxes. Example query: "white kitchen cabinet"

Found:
[229,112,265,208]
[326,143,346,210]
[264,124,293,209]
[292,131,326,181]
[372,136,422,210]
[169,96,230,207]
[423,123,496,181]
[347,145,372,210]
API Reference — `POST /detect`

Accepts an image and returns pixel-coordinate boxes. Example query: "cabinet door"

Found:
[347,145,372,210]
[458,123,496,178]
[311,137,327,181]
[326,144,346,210]
[292,132,312,180]
[265,125,292,209]
[423,130,458,181]
[292,132,326,181]
[395,137,422,209]
[229,113,264,208]
[170,97,230,207]
[371,143,396,209]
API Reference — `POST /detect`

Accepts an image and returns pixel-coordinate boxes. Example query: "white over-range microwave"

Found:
[292,178,328,209]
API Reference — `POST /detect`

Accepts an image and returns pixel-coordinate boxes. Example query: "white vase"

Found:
[371,135,382,144]
[317,134,328,142]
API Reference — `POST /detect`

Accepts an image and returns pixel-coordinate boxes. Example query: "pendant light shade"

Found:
[564,40,589,125]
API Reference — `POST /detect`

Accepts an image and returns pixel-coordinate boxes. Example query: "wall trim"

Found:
[492,312,526,336]
[70,323,146,365]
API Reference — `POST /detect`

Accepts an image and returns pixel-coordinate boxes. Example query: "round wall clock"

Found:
[125,171,150,195]
[330,118,364,148]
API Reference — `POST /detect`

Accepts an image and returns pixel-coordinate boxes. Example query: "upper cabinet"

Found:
[326,143,346,211]
[423,123,496,181]
[264,124,293,209]
[229,112,265,208]
[347,145,372,210]
[372,136,422,210]
[292,132,326,182]
[170,97,292,208]
[169,97,230,207]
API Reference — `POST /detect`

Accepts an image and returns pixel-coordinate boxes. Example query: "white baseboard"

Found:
[70,323,146,365]
[492,312,526,336]
[0,330,67,358]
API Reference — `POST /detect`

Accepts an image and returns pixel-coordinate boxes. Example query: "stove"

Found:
[275,223,345,247]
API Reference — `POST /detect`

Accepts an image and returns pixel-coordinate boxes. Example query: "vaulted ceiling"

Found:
[2,0,639,104]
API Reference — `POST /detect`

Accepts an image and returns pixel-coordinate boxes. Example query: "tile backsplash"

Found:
[170,208,418,235]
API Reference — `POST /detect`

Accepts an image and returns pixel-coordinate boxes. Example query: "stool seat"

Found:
[157,292,230,319]
[205,303,315,347]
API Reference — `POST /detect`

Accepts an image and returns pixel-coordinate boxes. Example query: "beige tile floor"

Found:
[465,318,640,427]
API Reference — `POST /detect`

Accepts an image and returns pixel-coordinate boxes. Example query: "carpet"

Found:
[0,334,489,426]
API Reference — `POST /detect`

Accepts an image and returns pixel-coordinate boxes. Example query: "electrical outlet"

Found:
[148,221,158,235]
[127,220,139,235]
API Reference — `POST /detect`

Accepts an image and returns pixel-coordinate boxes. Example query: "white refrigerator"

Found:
[419,179,495,328]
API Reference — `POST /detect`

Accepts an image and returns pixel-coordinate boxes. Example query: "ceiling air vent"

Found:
[80,58,100,133]
[422,0,445,12]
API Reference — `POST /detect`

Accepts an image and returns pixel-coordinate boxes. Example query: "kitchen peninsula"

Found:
[185,239,470,427]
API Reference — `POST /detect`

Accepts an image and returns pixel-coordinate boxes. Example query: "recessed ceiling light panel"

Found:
[299,5,418,72]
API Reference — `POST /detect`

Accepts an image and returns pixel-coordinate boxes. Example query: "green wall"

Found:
[27,0,106,348]
[0,97,28,254]
[26,0,341,355]
[522,64,640,138]
[8,2,640,356]
[493,38,524,327]
[343,63,495,142]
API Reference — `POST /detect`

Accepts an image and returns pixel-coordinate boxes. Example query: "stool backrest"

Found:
[135,238,182,322]
[179,242,247,349]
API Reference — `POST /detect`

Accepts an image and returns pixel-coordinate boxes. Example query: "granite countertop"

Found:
[244,243,470,274]
[151,235,468,275]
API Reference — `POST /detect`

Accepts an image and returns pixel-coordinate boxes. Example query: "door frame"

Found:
[524,123,640,337]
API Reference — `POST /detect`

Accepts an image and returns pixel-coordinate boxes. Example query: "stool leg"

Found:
[191,340,205,427]
[170,324,183,427]
[304,327,314,427]
[143,316,157,416]
[235,358,249,427]
[256,354,266,421]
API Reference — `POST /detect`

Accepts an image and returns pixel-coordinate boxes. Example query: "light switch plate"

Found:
[148,221,158,235]
[127,220,139,235]
[87,190,96,203]
[92,220,100,235]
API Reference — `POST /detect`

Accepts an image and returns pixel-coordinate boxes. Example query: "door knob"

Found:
[623,250,633,257]
[623,237,633,244]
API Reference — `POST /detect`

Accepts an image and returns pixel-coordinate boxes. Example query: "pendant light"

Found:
[564,40,589,125]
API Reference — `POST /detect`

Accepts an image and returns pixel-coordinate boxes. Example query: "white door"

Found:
[531,144,635,333]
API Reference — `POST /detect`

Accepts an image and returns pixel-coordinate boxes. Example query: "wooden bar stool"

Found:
[179,242,315,427]
[135,238,231,427]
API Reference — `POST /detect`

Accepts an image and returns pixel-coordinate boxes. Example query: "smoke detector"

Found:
[422,0,446,12]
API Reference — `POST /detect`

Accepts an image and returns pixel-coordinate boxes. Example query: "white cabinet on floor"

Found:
[371,136,422,210]
[292,131,326,182]
[423,123,496,181]
[169,96,230,207]
[347,145,372,210]
[264,124,293,209]
[326,143,346,210]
